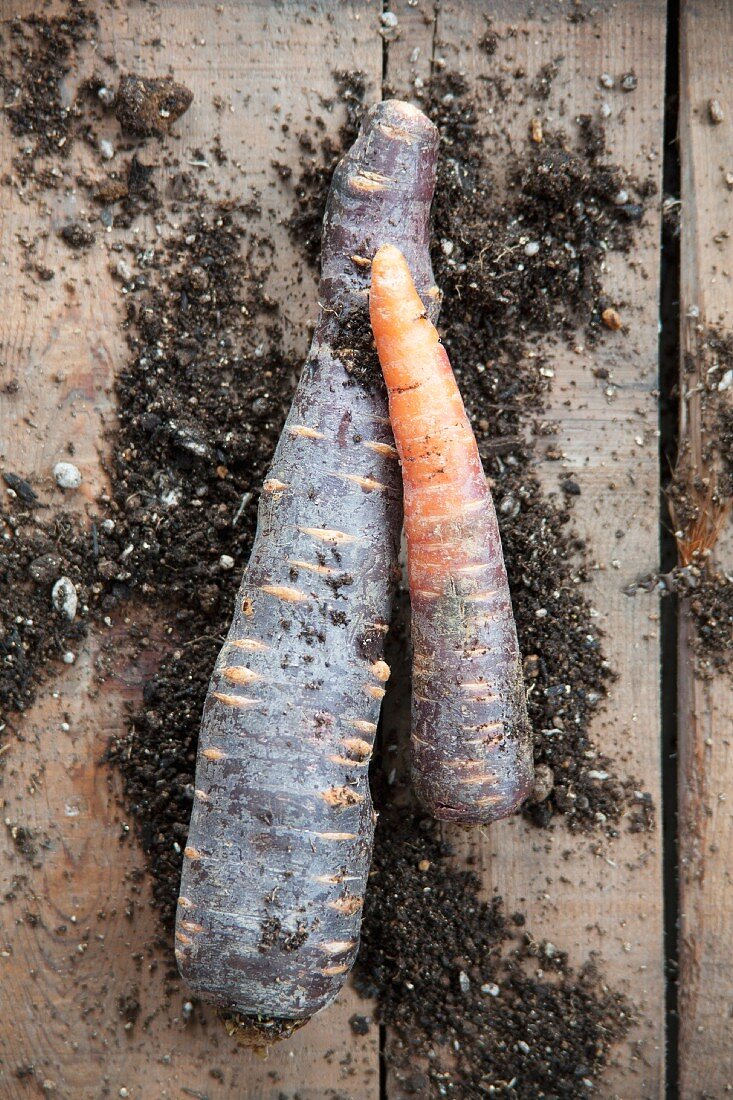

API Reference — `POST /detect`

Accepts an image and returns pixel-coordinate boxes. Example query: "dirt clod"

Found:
[115,74,193,137]
[59,222,95,250]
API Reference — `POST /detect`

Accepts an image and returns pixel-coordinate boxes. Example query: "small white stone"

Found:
[62,651,76,665]
[219,554,235,570]
[613,189,629,205]
[441,238,454,256]
[99,139,115,160]
[380,10,398,27]
[182,1000,194,1019]
[535,608,548,618]
[458,970,471,993]
[600,102,612,119]
[53,461,82,490]
[524,240,540,257]
[52,577,78,621]
[98,86,115,107]
[599,73,614,88]
[481,982,500,996]
[718,369,733,391]
[116,259,133,282]
[588,769,610,781]
[101,518,116,533]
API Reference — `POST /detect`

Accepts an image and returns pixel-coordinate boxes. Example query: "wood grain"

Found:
[678,3,733,1095]
[0,3,382,1098]
[387,3,667,1097]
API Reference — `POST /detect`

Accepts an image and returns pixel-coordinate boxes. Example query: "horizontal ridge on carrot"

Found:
[369,243,533,824]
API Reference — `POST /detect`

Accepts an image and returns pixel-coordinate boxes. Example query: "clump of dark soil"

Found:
[115,73,193,137]
[59,221,95,250]
[0,505,98,720]
[0,2,98,169]
[356,804,632,1098]
[684,569,733,671]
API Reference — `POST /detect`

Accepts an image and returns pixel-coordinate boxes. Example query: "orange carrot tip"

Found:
[370,244,533,825]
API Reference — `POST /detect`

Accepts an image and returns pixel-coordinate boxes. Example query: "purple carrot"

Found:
[176,102,439,1034]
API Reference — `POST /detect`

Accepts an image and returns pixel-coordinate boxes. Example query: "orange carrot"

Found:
[369,244,533,824]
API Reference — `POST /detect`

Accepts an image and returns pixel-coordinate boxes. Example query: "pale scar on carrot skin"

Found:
[258,584,310,602]
[288,425,325,440]
[298,526,359,545]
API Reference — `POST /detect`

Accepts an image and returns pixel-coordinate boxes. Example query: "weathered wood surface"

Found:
[0,3,382,1098]
[387,2,667,1097]
[0,1,677,1098]
[678,3,733,1096]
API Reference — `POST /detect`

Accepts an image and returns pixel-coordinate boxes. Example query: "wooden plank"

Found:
[0,3,382,1097]
[678,2,733,1093]
[386,2,667,1096]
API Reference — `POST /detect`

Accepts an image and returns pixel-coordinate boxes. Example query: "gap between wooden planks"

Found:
[387,2,666,1097]
[0,2,382,1098]
[678,2,733,1094]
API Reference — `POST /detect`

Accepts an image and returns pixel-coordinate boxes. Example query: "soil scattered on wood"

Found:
[0,20,655,1094]
[0,508,97,719]
[424,73,655,831]
[0,2,98,170]
[102,199,294,922]
[356,803,632,1099]
[282,70,368,266]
